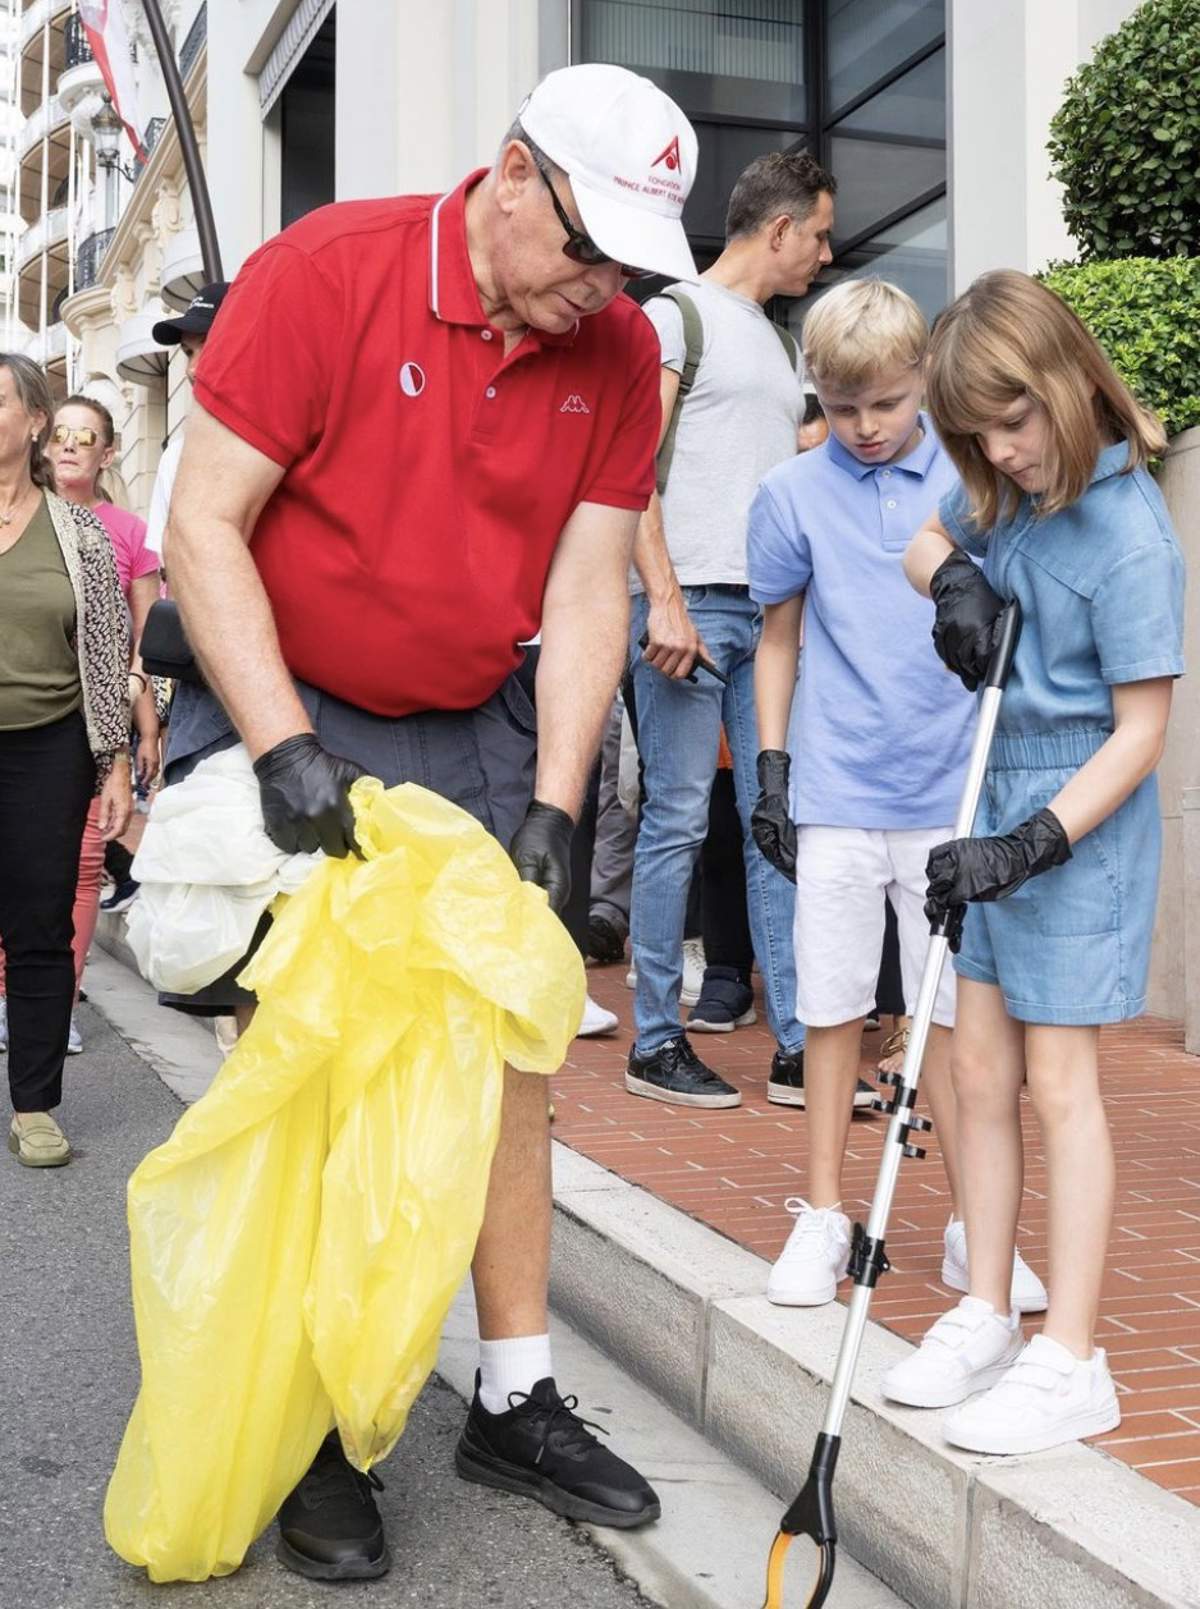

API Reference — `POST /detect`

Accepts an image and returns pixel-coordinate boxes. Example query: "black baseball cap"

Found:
[152,281,230,346]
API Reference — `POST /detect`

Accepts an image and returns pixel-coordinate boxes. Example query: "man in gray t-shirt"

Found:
[626,150,835,1111]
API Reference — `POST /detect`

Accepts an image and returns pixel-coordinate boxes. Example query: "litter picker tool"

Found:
[763,600,1021,1609]
[636,629,728,685]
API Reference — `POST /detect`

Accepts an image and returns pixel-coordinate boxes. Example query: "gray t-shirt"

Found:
[634,278,804,592]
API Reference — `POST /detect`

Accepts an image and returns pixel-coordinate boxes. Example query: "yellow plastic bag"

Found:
[105,779,583,1583]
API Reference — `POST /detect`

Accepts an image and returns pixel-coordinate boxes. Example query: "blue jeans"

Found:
[629,586,805,1056]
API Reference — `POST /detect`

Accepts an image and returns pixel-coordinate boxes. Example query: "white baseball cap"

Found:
[518,64,699,282]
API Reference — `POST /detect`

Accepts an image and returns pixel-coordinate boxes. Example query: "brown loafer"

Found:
[8,1113,71,1168]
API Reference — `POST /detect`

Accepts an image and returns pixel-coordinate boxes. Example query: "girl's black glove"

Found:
[929,548,1006,691]
[751,750,797,882]
[924,808,1072,950]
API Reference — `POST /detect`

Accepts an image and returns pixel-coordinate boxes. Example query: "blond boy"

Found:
[746,279,1046,1312]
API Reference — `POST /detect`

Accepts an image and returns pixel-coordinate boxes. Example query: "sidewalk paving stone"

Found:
[557,966,1200,1505]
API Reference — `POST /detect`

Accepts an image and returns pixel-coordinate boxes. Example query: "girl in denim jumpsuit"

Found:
[887,271,1185,1457]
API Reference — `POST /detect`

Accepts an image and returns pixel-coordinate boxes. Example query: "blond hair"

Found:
[927,269,1166,528]
[802,278,927,391]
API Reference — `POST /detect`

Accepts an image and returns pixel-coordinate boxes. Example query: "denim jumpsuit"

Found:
[940,442,1185,1025]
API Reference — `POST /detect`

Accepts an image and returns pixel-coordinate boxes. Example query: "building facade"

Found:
[15,0,1195,1022]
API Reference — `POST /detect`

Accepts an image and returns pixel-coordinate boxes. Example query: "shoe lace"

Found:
[780,1197,841,1245]
[302,1455,384,1506]
[507,1390,610,1466]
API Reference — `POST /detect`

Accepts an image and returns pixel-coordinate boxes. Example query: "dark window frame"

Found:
[569,0,947,274]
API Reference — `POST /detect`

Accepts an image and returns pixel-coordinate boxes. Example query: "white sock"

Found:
[478,1334,554,1415]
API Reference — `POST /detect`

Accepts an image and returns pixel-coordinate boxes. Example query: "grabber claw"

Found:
[762,1432,840,1609]
[763,1529,836,1609]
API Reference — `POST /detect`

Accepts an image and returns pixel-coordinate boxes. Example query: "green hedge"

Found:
[1040,257,1200,441]
[1047,0,1200,259]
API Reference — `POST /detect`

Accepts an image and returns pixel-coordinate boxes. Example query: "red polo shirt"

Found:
[193,170,661,715]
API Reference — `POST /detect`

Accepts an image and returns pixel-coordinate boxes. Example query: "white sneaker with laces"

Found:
[576,994,619,1038]
[944,1333,1120,1455]
[942,1218,1048,1313]
[680,937,706,1007]
[767,1199,852,1307]
[66,1015,83,1055]
[883,1296,1023,1408]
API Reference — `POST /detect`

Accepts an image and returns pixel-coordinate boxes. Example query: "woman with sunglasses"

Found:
[0,356,130,1167]
[24,399,157,1052]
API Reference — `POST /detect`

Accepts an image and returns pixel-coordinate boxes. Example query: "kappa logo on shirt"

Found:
[559,394,591,415]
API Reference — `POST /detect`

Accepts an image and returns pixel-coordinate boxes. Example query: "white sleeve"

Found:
[145,435,184,558]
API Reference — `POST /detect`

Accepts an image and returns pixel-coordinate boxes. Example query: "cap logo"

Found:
[651,137,682,172]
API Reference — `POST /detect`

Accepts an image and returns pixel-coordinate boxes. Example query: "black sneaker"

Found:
[626,1036,741,1108]
[587,911,629,964]
[767,1049,875,1110]
[687,965,757,1033]
[100,878,139,913]
[456,1373,660,1529]
[276,1431,390,1581]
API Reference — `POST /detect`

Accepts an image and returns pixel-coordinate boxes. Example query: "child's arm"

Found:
[1048,679,1173,845]
[903,514,956,597]
[905,513,1006,691]
[755,595,804,749]
[926,678,1173,926]
[751,595,804,881]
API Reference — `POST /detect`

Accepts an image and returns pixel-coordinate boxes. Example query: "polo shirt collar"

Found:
[1089,439,1134,484]
[428,168,578,348]
[826,413,938,480]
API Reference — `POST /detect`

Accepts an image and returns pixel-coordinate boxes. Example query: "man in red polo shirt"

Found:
[163,65,697,1583]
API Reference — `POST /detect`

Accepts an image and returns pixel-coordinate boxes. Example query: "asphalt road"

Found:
[0,1001,657,1609]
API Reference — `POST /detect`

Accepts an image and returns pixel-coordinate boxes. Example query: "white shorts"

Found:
[793,826,957,1029]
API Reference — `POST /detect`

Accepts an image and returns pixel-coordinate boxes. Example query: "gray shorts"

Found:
[160,675,537,1014]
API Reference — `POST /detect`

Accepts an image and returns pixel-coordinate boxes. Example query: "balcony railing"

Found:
[74,227,114,291]
[15,203,67,270]
[179,2,206,79]
[63,10,92,69]
[18,93,68,162]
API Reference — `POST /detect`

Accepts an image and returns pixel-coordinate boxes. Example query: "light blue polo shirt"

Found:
[748,418,975,829]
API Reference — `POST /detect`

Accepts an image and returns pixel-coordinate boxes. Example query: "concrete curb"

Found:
[550,1146,1200,1609]
[89,915,1200,1608]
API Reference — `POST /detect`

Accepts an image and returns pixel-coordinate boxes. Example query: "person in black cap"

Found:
[145,283,229,564]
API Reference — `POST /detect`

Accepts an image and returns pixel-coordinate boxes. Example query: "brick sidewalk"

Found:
[552,964,1200,1505]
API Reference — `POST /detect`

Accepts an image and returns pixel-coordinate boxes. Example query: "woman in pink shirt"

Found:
[0,397,159,1050]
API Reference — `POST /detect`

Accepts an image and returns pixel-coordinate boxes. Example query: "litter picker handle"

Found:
[984,600,1021,691]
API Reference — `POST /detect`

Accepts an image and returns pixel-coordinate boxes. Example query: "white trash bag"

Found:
[126,745,321,994]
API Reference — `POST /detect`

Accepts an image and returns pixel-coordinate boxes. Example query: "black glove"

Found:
[253,733,366,859]
[751,750,796,883]
[510,799,574,913]
[925,808,1072,947]
[929,548,1006,691]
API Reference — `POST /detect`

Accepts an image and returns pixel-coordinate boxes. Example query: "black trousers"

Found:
[0,711,95,1111]
[701,768,753,977]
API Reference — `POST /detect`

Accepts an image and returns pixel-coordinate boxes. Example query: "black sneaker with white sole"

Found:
[767,1049,876,1110]
[100,877,140,913]
[456,1373,660,1528]
[626,1036,741,1108]
[687,965,757,1033]
[276,1431,390,1581]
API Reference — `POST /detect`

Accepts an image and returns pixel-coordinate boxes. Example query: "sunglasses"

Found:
[51,424,100,447]
[534,159,650,282]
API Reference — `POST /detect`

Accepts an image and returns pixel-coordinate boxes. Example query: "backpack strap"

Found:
[653,287,704,496]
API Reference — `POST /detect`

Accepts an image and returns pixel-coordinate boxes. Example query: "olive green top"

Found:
[0,495,82,730]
